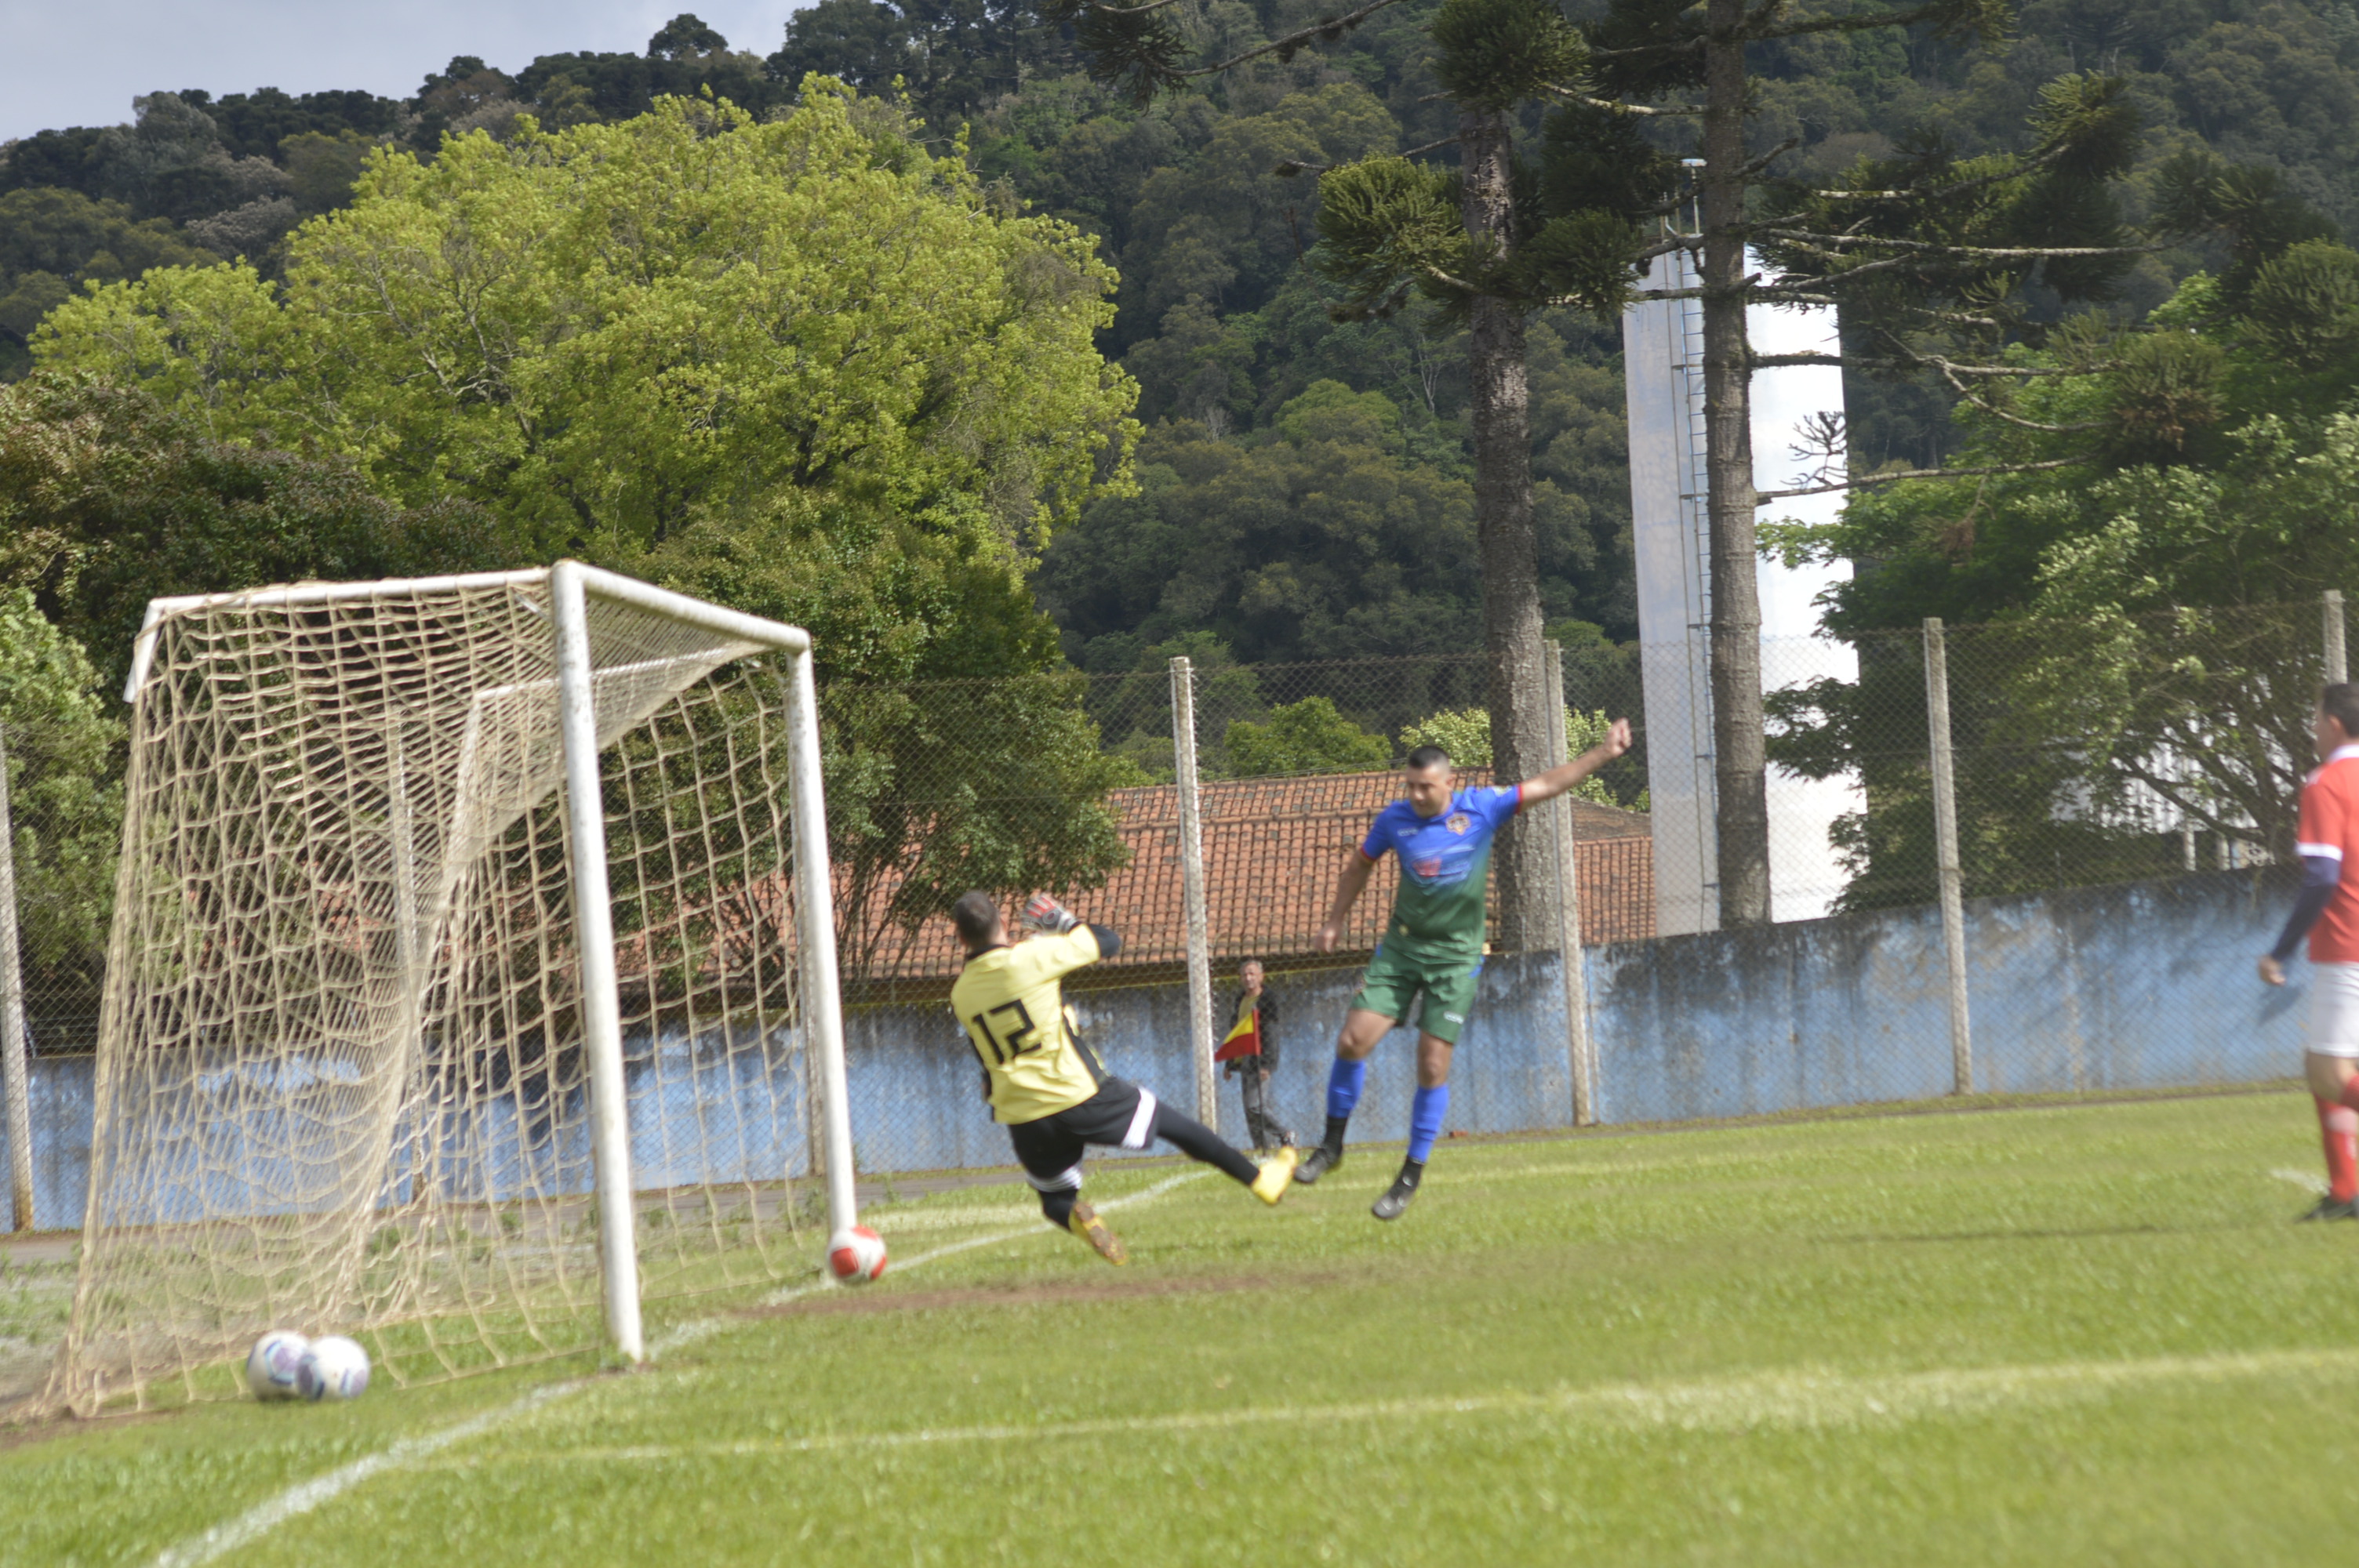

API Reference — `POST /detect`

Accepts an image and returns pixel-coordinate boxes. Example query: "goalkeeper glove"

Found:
[1019,893,1079,935]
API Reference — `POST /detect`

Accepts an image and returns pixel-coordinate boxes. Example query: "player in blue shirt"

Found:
[1303,722,1631,1218]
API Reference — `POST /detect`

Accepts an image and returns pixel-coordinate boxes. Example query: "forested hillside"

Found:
[4,0,2357,669]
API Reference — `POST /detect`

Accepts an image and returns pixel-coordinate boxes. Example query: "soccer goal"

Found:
[46,563,856,1414]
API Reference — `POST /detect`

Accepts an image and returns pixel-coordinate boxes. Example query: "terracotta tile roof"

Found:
[858,769,1655,982]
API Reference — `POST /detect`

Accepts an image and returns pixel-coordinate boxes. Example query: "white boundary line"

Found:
[148,1381,591,1568]
[2273,1167,2330,1196]
[423,1344,2359,1467]
[149,1169,1210,1567]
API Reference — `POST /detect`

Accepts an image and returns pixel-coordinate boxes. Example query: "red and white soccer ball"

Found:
[246,1330,310,1401]
[827,1225,889,1284]
[296,1334,372,1403]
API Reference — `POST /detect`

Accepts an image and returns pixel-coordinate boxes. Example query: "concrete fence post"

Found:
[1170,656,1217,1131]
[0,726,35,1231]
[1922,619,1974,1096]
[2328,590,2348,686]
[1543,643,1598,1127]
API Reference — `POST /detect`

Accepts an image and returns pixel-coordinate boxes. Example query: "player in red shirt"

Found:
[2260,683,2359,1219]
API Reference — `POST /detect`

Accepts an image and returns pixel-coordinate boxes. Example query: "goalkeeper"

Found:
[949,890,1296,1264]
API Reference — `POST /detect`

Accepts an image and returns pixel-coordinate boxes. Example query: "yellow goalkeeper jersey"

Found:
[950,927,1110,1125]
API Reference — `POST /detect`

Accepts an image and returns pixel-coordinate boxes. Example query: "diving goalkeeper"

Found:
[949,891,1296,1264]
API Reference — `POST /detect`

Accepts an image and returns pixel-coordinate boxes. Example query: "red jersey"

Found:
[2296,744,2359,963]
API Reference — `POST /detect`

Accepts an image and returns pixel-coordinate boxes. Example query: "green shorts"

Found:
[1350,944,1484,1044]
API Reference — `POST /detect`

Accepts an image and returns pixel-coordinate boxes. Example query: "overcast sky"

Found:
[0,0,809,143]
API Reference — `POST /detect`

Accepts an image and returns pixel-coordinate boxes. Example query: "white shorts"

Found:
[2310,963,2359,1058]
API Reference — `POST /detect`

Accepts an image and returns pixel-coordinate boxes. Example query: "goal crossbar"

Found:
[123,564,813,702]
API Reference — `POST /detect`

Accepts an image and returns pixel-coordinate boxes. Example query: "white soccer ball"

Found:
[826,1225,888,1284]
[246,1330,310,1401]
[296,1334,372,1403]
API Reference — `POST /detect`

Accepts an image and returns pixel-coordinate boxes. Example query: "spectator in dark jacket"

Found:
[1223,957,1296,1152]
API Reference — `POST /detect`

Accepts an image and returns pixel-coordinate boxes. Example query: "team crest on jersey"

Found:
[1446,812,1472,835]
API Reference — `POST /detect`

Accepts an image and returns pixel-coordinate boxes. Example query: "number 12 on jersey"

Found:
[968,999,1041,1065]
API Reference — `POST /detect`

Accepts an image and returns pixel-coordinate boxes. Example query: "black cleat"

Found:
[1295,1145,1343,1185]
[1371,1161,1423,1221]
[2299,1196,2359,1222]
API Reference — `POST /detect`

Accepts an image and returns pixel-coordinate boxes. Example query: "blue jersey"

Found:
[1358,784,1524,957]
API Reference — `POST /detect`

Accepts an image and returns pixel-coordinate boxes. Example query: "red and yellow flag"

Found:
[1214,1008,1261,1062]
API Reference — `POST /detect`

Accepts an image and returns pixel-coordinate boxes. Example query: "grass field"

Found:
[6,1088,2359,1566]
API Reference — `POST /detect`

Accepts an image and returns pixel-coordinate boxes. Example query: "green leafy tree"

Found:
[1044,383,1483,666]
[1397,704,1637,806]
[1936,266,2359,866]
[1115,83,1399,368]
[1226,695,1391,776]
[179,87,405,162]
[0,590,125,1050]
[1775,241,2359,633]
[511,16,786,132]
[636,485,1137,972]
[1069,632,1270,783]
[89,93,291,225]
[37,88,1137,562]
[767,0,1070,123]
[0,374,514,693]
[277,132,376,217]
[821,673,1143,988]
[0,188,213,378]
[1397,706,1494,767]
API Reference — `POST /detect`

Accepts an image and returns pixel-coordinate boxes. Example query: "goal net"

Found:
[46,564,852,1414]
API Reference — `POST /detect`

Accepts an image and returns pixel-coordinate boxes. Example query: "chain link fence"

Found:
[0,716,118,1067]
[1767,603,2330,917]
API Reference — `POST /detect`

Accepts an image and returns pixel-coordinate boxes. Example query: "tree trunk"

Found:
[1459,106,1554,952]
[1699,0,1772,927]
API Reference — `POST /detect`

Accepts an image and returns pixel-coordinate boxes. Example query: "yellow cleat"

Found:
[1251,1145,1299,1206]
[1068,1200,1128,1265]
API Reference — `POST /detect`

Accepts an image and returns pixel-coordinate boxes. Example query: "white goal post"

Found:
[544,563,854,1362]
[51,562,856,1412]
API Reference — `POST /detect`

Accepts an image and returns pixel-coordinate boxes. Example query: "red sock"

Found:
[2319,1098,2359,1203]
[2337,1075,2359,1116]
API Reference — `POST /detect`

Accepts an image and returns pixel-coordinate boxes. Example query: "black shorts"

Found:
[1007,1078,1160,1193]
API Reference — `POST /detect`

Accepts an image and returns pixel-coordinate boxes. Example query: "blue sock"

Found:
[1408,1083,1450,1163]
[1326,1057,1368,1120]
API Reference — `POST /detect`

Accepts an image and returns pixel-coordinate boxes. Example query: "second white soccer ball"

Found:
[296,1334,372,1403]
[826,1225,888,1283]
[246,1330,310,1401]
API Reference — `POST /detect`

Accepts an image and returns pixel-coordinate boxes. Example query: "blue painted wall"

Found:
[5,1053,91,1232]
[1587,867,2299,1124]
[1,866,2307,1232]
